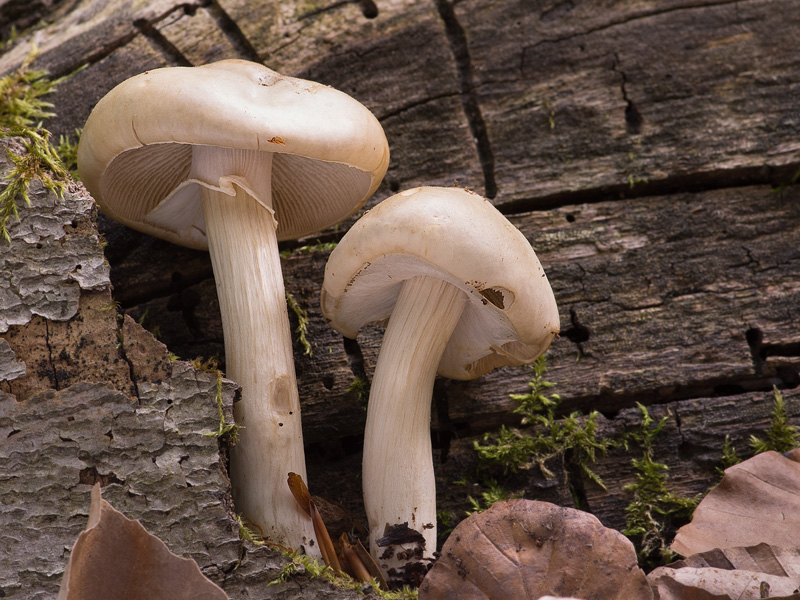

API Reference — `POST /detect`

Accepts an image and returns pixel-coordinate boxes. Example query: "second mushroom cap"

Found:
[321,186,560,380]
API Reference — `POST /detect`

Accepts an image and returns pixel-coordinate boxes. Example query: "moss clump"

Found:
[193,357,240,442]
[236,516,417,598]
[750,386,798,454]
[621,403,698,569]
[286,292,312,357]
[717,434,741,474]
[466,479,520,515]
[473,356,613,507]
[280,240,337,258]
[0,50,77,241]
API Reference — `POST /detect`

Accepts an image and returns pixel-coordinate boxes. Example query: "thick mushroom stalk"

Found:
[364,275,467,575]
[192,145,315,550]
[77,60,389,553]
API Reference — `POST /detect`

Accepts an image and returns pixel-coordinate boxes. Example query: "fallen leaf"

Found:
[58,483,227,600]
[287,472,341,572]
[418,499,653,600]
[668,543,800,587]
[672,450,800,557]
[647,565,799,599]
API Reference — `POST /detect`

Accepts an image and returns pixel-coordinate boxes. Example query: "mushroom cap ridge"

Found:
[321,186,560,380]
[78,59,390,249]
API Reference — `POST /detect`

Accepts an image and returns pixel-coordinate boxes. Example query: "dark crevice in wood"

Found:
[432,379,453,462]
[377,91,460,121]
[78,465,124,487]
[746,327,765,376]
[432,0,497,199]
[563,449,590,513]
[55,30,140,77]
[443,371,798,442]
[45,3,199,76]
[521,0,745,56]
[196,0,262,63]
[612,53,643,135]
[116,314,142,403]
[299,0,379,20]
[495,163,800,217]
[43,320,59,391]
[133,17,193,66]
[342,336,369,390]
[560,308,591,358]
[571,375,799,422]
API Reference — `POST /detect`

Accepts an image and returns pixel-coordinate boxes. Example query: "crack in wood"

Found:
[43,319,60,390]
[560,308,592,357]
[298,0,379,21]
[520,0,745,56]
[195,0,261,63]
[134,17,193,66]
[432,0,497,199]
[494,162,800,217]
[115,312,142,403]
[377,91,460,121]
[611,53,643,135]
[342,336,368,389]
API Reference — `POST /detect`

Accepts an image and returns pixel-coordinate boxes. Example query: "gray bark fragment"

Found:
[0,338,25,381]
[0,143,110,333]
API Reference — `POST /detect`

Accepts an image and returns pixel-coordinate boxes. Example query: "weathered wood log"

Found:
[2,0,800,594]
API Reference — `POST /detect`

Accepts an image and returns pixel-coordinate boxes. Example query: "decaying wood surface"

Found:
[1,0,799,597]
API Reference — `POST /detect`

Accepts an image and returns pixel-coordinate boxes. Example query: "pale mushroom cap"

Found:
[321,186,560,380]
[77,59,389,249]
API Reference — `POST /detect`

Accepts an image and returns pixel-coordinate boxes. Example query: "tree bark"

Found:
[1,0,799,596]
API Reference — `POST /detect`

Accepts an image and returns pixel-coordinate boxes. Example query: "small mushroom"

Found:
[78,59,389,551]
[320,186,559,579]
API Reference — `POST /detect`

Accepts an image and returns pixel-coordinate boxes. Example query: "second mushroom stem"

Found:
[363,274,468,574]
[197,146,317,553]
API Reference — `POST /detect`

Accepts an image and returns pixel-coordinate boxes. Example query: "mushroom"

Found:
[320,186,559,579]
[77,59,389,551]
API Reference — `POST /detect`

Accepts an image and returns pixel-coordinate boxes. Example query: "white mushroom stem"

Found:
[363,274,468,575]
[194,146,317,553]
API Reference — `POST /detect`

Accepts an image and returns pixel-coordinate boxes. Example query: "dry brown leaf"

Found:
[57,483,227,600]
[648,565,799,599]
[287,472,341,572]
[672,450,800,557]
[418,499,653,600]
[669,544,800,587]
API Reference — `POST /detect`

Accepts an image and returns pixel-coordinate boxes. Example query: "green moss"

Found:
[473,355,613,505]
[286,292,312,357]
[1,128,68,240]
[280,240,337,258]
[466,479,521,515]
[717,434,741,475]
[237,516,416,598]
[750,386,798,454]
[56,129,81,179]
[346,375,368,405]
[193,357,240,442]
[621,403,698,569]
[0,50,77,241]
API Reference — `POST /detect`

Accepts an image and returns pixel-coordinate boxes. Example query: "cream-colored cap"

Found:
[321,186,560,380]
[77,59,389,249]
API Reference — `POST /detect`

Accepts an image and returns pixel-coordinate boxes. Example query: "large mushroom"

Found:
[320,186,559,580]
[78,59,389,551]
